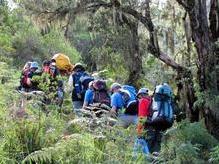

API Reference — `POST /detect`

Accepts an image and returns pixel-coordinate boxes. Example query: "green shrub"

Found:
[210,145,219,163]
[159,120,218,163]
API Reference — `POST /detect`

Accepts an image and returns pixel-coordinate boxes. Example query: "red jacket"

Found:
[138,97,152,117]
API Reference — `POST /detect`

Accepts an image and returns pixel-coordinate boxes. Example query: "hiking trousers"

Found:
[72,101,83,116]
[117,114,138,128]
[146,128,162,153]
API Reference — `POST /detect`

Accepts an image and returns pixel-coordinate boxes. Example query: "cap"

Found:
[137,88,149,96]
[73,63,85,71]
[30,62,39,69]
[88,81,94,88]
[110,82,121,91]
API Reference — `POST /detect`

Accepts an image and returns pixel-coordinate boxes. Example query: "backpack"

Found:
[49,64,59,78]
[42,65,50,74]
[73,71,91,99]
[52,53,73,73]
[20,69,30,88]
[120,85,138,115]
[93,80,110,106]
[80,75,94,92]
[149,84,174,131]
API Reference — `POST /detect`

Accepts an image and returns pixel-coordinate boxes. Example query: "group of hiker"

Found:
[65,62,174,154]
[18,53,174,155]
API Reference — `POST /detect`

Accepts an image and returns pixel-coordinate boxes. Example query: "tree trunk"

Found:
[176,70,198,122]
[126,21,142,88]
[177,0,219,138]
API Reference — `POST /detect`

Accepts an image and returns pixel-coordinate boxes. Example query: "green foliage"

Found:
[159,120,218,163]
[13,27,80,66]
[210,145,219,163]
[0,4,80,67]
[90,47,128,82]
[42,30,80,63]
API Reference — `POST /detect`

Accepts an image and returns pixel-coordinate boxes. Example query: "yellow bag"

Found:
[52,53,73,72]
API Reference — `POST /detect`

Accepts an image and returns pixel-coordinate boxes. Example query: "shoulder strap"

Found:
[72,73,75,86]
[148,97,153,118]
[157,99,172,118]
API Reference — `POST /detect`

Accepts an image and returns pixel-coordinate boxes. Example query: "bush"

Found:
[159,120,218,163]
[210,145,219,163]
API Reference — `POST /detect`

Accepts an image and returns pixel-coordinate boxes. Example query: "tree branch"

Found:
[42,0,186,71]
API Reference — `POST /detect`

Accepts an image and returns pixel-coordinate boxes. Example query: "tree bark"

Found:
[177,0,219,138]
[126,21,142,88]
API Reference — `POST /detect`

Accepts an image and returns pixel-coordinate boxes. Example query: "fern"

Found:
[159,120,218,163]
[209,145,219,163]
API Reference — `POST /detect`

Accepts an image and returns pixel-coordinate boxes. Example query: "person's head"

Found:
[30,62,39,72]
[88,81,94,89]
[110,83,121,93]
[137,88,149,99]
[23,61,32,70]
[42,60,51,67]
[51,59,56,64]
[73,63,85,72]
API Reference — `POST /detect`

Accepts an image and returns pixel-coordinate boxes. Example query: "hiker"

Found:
[136,88,151,137]
[20,61,40,91]
[83,81,94,108]
[83,79,111,108]
[67,63,93,114]
[19,61,32,90]
[136,88,153,153]
[42,59,64,107]
[137,84,174,153]
[110,83,138,128]
[22,61,32,73]
[52,53,74,76]
[49,59,60,78]
[42,60,51,74]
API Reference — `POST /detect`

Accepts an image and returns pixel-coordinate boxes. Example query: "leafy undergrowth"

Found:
[158,120,218,163]
[0,62,218,163]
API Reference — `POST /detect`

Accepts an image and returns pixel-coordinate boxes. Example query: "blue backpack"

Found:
[150,84,174,131]
[120,85,138,115]
[80,75,94,92]
[73,71,93,99]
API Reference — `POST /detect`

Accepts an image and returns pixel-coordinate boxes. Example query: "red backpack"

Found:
[42,65,50,74]
[20,69,30,87]
[93,80,110,106]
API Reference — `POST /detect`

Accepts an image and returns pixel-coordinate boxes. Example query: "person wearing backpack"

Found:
[20,62,40,91]
[110,83,138,128]
[41,59,64,107]
[150,83,174,131]
[92,79,111,106]
[67,63,93,114]
[19,61,32,91]
[143,83,174,153]
[136,88,152,137]
[83,81,94,108]
[42,60,51,74]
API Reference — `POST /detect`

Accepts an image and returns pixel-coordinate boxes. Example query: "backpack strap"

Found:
[157,100,163,117]
[157,97,172,120]
[147,97,153,119]
[72,73,75,86]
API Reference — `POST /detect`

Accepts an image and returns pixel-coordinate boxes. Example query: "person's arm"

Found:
[110,94,118,115]
[110,106,117,114]
[83,90,93,108]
